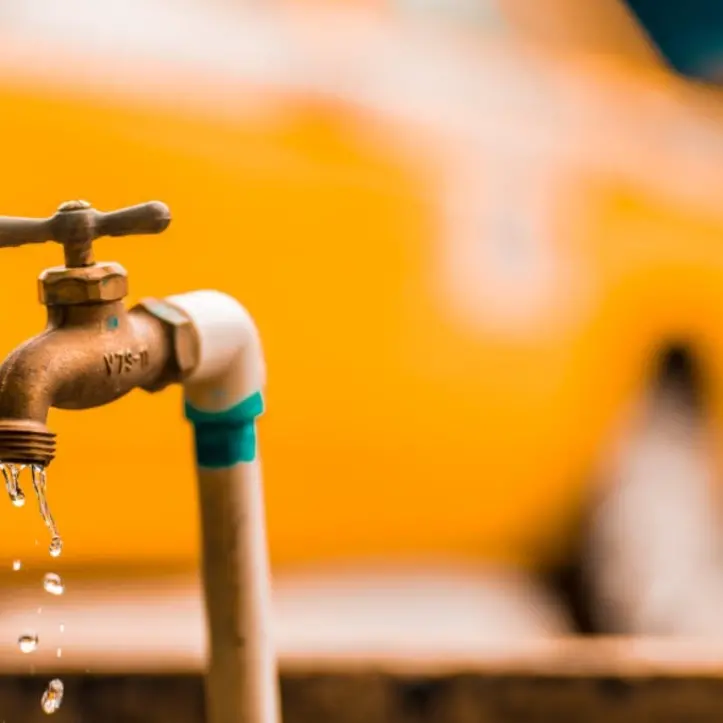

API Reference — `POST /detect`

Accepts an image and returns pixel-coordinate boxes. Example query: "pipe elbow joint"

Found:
[166,291,266,469]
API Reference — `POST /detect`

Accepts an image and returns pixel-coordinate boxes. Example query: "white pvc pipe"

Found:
[165,290,280,723]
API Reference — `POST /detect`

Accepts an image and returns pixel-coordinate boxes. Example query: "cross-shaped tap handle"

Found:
[0,200,171,267]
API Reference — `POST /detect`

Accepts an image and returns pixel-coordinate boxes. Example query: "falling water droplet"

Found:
[2,463,25,507]
[30,467,62,556]
[37,608,42,615]
[41,679,63,714]
[18,633,38,653]
[43,573,64,596]
[12,560,21,571]
[49,538,62,558]
[56,648,62,659]
[59,624,64,634]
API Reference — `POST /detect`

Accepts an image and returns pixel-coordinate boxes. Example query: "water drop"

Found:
[43,573,64,596]
[56,648,62,659]
[12,560,21,571]
[2,463,25,507]
[41,678,63,715]
[49,537,62,558]
[37,608,42,615]
[18,633,38,653]
[59,624,64,633]
[30,467,62,556]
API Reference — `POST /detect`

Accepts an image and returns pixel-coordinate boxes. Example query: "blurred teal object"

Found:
[625,0,723,79]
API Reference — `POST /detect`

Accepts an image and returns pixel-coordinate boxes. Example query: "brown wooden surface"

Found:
[2,668,723,723]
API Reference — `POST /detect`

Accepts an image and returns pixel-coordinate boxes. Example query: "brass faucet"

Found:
[0,200,195,465]
[0,200,279,723]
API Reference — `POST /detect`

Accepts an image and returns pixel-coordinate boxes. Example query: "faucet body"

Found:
[0,294,187,467]
[0,301,175,420]
[0,201,279,723]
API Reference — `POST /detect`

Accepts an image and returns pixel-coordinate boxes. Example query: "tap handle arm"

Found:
[95,202,171,238]
[0,200,171,267]
[0,217,54,248]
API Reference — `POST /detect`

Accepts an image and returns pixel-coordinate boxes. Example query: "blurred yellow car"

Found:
[0,0,721,576]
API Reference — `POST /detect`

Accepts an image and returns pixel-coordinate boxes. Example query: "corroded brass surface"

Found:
[39,262,129,305]
[0,201,185,466]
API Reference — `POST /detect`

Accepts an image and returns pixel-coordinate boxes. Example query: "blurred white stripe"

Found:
[0,564,567,673]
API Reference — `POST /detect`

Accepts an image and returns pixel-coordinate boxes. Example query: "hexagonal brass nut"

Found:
[135,297,200,378]
[39,262,128,305]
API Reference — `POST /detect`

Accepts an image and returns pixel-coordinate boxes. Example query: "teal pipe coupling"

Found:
[185,391,264,468]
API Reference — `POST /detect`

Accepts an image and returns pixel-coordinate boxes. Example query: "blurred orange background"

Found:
[0,0,722,575]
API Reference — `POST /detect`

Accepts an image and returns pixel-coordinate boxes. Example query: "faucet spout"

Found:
[0,300,179,466]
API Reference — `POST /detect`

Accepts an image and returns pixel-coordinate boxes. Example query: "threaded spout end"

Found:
[0,421,56,466]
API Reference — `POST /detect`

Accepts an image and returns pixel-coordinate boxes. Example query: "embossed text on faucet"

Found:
[104,349,150,375]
